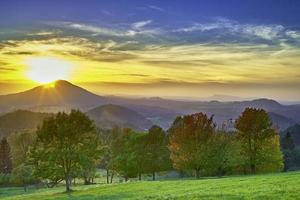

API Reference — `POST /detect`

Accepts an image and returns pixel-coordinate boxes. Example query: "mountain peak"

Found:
[0,80,107,113]
[41,80,73,88]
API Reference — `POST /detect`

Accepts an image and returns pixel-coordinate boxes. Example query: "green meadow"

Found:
[1,171,299,200]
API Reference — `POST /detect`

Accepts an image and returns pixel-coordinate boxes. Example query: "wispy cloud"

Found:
[50,22,124,37]
[147,5,164,12]
[132,20,152,30]
[174,18,287,41]
[47,21,161,38]
[0,67,16,71]
[26,31,58,36]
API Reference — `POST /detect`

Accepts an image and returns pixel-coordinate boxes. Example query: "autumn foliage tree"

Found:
[235,108,283,174]
[168,113,215,179]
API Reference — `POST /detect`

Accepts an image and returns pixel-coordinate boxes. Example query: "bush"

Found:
[0,173,11,186]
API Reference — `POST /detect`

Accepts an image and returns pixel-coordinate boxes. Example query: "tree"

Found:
[10,164,34,192]
[29,110,101,192]
[132,132,148,181]
[98,127,122,184]
[281,132,295,150]
[235,108,283,174]
[8,131,36,168]
[168,113,215,179]
[281,132,300,171]
[145,125,171,181]
[0,137,12,174]
[113,128,143,181]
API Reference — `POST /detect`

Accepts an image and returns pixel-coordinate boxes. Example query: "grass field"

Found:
[1,171,300,200]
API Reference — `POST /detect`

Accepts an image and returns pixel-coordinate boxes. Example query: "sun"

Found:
[26,57,72,84]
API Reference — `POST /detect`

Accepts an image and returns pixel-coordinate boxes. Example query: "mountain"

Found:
[86,104,153,131]
[0,80,107,113]
[0,81,299,131]
[281,124,300,147]
[268,112,297,131]
[199,94,253,102]
[0,110,52,138]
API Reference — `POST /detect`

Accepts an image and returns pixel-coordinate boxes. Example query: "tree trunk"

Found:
[179,170,184,178]
[84,177,89,185]
[138,172,141,181]
[106,169,109,184]
[65,175,71,192]
[23,185,27,192]
[110,172,114,183]
[251,164,256,174]
[124,176,128,182]
[195,169,200,179]
[152,172,155,181]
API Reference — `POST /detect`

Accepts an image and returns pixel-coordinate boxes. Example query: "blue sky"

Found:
[0,0,300,101]
[1,0,300,26]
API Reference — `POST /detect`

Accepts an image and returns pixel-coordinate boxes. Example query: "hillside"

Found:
[86,104,153,131]
[1,171,300,200]
[109,97,300,127]
[281,123,300,147]
[268,112,296,131]
[0,110,51,138]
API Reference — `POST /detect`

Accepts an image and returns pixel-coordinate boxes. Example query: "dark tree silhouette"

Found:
[0,137,12,174]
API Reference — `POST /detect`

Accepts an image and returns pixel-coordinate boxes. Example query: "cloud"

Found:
[0,67,16,71]
[132,20,152,30]
[48,21,124,37]
[27,31,57,36]
[101,10,114,16]
[174,18,286,41]
[48,21,161,38]
[147,5,164,12]
[120,73,150,77]
[285,30,300,39]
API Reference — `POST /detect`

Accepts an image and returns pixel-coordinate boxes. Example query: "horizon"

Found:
[1,0,300,101]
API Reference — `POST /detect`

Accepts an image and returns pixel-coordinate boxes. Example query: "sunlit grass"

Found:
[1,171,300,200]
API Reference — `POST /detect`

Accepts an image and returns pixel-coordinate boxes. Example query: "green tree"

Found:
[98,127,122,184]
[205,132,242,176]
[168,113,215,179]
[10,164,34,192]
[29,110,101,192]
[145,125,171,180]
[0,137,12,174]
[235,108,283,174]
[8,131,36,168]
[113,128,143,181]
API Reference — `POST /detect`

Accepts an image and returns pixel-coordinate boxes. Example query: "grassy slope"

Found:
[1,171,300,200]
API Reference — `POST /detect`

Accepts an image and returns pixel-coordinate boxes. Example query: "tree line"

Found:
[0,108,284,192]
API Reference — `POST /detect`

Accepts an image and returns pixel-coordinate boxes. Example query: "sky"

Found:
[0,0,300,101]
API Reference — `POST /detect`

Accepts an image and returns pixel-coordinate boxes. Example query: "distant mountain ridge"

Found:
[0,80,299,131]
